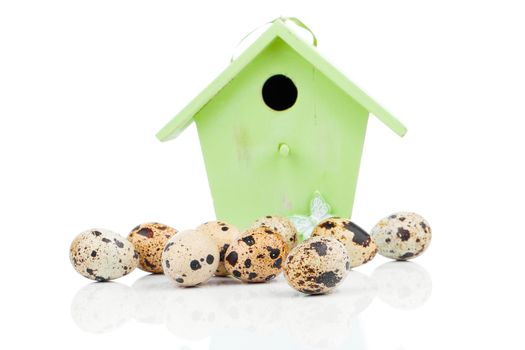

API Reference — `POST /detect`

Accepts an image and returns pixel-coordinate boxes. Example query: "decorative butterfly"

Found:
[289,191,334,241]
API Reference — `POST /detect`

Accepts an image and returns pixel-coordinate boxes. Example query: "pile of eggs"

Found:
[70,212,431,295]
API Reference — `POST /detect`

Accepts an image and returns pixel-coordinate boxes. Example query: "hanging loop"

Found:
[231,16,317,62]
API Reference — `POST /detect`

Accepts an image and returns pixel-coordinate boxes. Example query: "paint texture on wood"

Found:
[156,19,406,229]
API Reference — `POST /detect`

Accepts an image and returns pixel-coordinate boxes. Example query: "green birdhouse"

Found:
[156,18,407,230]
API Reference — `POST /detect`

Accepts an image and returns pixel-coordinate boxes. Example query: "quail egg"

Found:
[371,212,431,260]
[311,217,377,268]
[224,226,288,283]
[127,222,178,273]
[284,236,350,294]
[196,221,240,276]
[250,215,298,250]
[70,229,139,281]
[162,229,219,287]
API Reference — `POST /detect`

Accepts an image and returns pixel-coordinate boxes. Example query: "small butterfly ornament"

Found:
[289,191,334,241]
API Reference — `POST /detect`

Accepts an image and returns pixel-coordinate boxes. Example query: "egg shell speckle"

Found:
[162,230,219,287]
[284,236,349,294]
[311,218,377,268]
[250,215,298,251]
[195,221,240,277]
[70,229,139,281]
[224,226,289,283]
[127,222,178,273]
[371,212,431,260]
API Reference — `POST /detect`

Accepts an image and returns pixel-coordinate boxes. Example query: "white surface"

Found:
[1,1,524,349]
[69,264,427,350]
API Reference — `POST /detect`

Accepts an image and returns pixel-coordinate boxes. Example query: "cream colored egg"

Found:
[311,217,377,268]
[224,226,288,283]
[195,221,240,276]
[250,215,298,251]
[284,236,350,294]
[371,212,431,260]
[161,230,219,287]
[127,222,178,273]
[70,229,139,281]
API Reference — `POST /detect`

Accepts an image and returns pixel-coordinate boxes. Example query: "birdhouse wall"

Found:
[194,38,369,229]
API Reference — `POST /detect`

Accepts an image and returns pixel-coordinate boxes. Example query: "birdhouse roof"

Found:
[157,19,407,141]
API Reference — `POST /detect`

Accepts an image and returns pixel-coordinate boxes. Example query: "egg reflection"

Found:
[70,282,135,333]
[372,261,432,309]
[143,272,373,349]
[132,274,173,324]
[70,262,426,349]
[282,270,376,349]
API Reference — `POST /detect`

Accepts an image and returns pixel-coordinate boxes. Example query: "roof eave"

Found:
[271,21,407,137]
[156,24,283,142]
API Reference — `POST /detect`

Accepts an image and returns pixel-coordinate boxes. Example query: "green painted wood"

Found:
[156,19,406,141]
[194,37,369,229]
[155,18,407,229]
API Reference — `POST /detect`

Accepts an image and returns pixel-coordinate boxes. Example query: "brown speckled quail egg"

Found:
[127,222,178,274]
[311,218,377,268]
[161,229,219,287]
[284,236,350,294]
[195,220,240,277]
[224,226,288,283]
[250,215,298,251]
[70,229,139,281]
[371,212,431,260]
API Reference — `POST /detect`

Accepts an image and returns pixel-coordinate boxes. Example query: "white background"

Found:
[1,0,524,349]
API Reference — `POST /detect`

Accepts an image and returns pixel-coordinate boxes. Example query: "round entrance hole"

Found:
[262,74,298,111]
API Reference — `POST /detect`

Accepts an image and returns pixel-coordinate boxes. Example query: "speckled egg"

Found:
[371,212,431,260]
[283,236,350,294]
[311,217,377,268]
[196,221,240,277]
[127,222,178,274]
[70,229,139,281]
[161,229,219,287]
[224,226,288,283]
[250,215,298,251]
